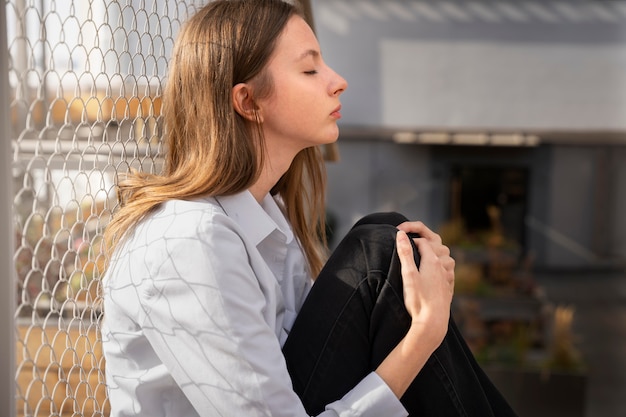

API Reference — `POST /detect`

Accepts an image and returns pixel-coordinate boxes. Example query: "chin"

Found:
[325,128,340,144]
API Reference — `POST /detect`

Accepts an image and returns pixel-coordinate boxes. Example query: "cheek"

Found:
[264,89,293,114]
[277,93,309,119]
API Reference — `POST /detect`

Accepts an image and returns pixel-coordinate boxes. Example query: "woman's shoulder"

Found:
[158,196,221,218]
[145,197,232,238]
[105,197,247,285]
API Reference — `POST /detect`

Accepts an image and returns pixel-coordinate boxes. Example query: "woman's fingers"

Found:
[413,237,454,292]
[396,231,420,316]
[397,221,442,244]
[396,231,454,321]
[397,220,455,275]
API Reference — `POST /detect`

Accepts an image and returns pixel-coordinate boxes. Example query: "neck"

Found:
[249,176,274,204]
[249,154,293,204]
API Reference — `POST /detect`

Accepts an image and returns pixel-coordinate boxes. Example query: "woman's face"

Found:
[255,15,348,156]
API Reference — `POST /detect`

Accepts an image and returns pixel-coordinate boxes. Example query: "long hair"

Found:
[103,0,328,276]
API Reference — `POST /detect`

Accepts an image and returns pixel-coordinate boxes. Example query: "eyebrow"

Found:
[297,49,320,61]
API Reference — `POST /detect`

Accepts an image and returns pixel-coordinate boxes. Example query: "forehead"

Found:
[273,15,320,61]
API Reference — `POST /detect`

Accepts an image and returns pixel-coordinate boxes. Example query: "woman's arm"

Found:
[135,214,312,416]
[376,228,455,398]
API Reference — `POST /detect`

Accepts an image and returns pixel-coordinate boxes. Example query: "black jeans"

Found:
[283,213,517,416]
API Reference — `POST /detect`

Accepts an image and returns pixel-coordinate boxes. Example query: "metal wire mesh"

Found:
[7,1,206,415]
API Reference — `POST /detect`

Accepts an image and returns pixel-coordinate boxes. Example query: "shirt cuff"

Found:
[325,372,408,417]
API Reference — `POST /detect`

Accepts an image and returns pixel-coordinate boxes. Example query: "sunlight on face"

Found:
[255,15,348,160]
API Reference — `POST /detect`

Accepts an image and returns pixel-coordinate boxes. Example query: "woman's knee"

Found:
[320,214,419,298]
[344,221,399,255]
[352,212,409,229]
[322,221,399,281]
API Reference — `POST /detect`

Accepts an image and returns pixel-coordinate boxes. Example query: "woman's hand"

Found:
[396,221,456,280]
[395,222,455,344]
[375,224,455,398]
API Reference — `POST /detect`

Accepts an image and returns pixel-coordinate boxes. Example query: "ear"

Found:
[232,83,262,122]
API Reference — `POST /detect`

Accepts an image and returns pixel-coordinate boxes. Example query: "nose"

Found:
[331,69,348,96]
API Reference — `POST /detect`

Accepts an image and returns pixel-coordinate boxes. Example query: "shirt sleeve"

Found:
[136,212,407,417]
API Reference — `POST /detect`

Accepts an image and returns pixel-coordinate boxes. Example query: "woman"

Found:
[102,1,517,416]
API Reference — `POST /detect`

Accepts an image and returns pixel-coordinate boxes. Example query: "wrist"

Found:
[407,311,449,350]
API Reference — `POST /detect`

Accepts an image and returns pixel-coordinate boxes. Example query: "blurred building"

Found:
[313,0,626,271]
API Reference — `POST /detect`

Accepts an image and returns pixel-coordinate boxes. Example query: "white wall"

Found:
[380,40,626,130]
[313,0,626,132]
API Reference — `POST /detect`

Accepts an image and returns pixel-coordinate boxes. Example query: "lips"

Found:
[331,105,342,119]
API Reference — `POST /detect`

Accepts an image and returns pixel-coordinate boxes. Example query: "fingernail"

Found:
[396,230,408,242]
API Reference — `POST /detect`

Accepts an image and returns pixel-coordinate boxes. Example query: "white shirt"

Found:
[102,190,407,417]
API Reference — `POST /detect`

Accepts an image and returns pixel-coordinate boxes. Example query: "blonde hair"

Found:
[104,0,328,276]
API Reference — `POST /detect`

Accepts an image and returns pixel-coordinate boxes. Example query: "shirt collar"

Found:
[215,190,294,246]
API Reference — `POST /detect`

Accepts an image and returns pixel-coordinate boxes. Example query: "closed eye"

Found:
[304,70,318,75]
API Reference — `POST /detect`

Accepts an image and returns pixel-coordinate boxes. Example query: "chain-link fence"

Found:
[6,1,206,415]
